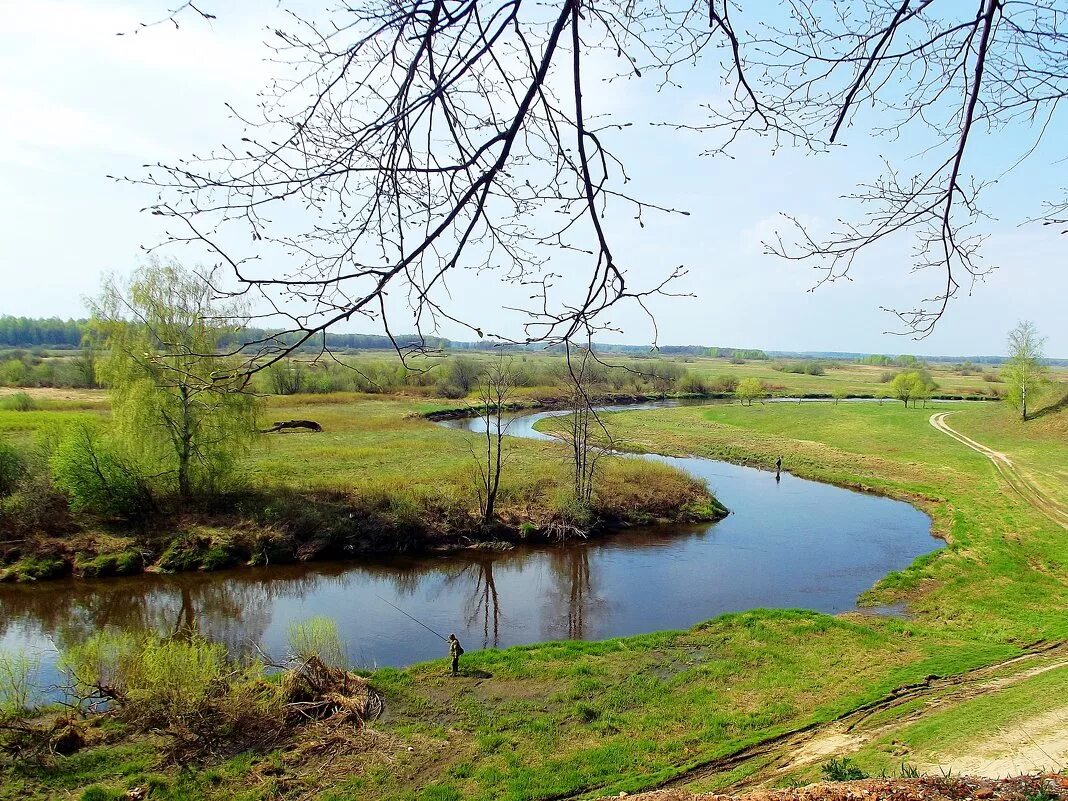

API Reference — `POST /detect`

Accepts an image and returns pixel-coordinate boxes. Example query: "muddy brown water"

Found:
[0,402,939,695]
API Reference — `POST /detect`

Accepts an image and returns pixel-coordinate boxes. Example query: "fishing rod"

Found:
[374,594,448,642]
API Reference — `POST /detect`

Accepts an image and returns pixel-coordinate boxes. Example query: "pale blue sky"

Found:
[1,0,1065,356]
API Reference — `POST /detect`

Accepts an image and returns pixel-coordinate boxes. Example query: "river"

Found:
[0,401,939,690]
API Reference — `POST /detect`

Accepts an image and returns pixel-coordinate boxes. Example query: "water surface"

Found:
[0,402,939,691]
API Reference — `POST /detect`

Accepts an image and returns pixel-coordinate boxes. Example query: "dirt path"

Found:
[605,774,1067,801]
[931,704,1068,778]
[929,412,1068,530]
[568,643,1068,799]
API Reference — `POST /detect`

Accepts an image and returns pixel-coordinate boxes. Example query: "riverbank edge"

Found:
[421,391,998,421]
[565,408,955,610]
[0,483,729,586]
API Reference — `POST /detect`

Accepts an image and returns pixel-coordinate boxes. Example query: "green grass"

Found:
[2,384,1067,799]
[948,392,1068,508]
[601,401,1068,643]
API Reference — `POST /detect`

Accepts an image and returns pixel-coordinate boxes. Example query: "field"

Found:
[1,360,1066,799]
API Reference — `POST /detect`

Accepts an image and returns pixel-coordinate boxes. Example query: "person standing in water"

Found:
[448,633,464,676]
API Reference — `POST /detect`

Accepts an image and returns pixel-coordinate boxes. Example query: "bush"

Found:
[61,631,227,726]
[0,440,26,496]
[0,391,36,411]
[288,617,347,669]
[265,361,306,395]
[50,423,154,519]
[0,650,39,719]
[59,629,380,757]
[735,377,767,405]
[708,374,738,393]
[676,372,709,394]
[0,472,76,539]
[822,757,868,781]
[435,381,468,399]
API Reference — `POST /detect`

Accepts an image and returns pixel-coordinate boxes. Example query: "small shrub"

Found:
[708,374,738,393]
[822,757,868,781]
[0,650,39,719]
[735,377,767,405]
[898,761,921,778]
[434,381,468,400]
[288,617,347,669]
[0,392,36,411]
[50,423,154,519]
[62,631,228,727]
[676,372,709,394]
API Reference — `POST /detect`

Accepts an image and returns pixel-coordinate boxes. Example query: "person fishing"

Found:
[375,594,465,677]
[448,633,464,677]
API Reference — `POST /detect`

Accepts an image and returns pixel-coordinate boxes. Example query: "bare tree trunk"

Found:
[471,357,515,533]
[177,384,193,501]
[563,346,607,506]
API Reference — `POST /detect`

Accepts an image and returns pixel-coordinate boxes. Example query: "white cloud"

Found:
[1,1,268,83]
[0,87,163,169]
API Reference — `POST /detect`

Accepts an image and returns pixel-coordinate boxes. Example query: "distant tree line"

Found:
[0,316,87,348]
[1,316,780,366]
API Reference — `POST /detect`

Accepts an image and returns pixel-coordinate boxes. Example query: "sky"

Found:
[1,0,1065,357]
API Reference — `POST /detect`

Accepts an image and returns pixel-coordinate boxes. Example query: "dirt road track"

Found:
[929,412,1068,530]
[558,644,1068,799]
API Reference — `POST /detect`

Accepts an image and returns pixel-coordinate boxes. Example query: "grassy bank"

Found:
[3,395,1066,799]
[597,400,1067,640]
[0,394,723,582]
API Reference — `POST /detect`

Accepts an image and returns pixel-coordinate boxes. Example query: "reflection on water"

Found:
[0,403,941,695]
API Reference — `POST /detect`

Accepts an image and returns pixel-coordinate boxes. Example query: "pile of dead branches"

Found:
[280,656,383,726]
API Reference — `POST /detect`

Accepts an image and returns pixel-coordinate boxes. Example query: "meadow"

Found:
[0,356,1066,800]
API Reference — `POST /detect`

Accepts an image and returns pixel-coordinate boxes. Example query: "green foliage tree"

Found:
[735,377,765,406]
[890,370,936,408]
[93,261,261,502]
[909,374,932,408]
[1004,320,1048,421]
[890,372,916,407]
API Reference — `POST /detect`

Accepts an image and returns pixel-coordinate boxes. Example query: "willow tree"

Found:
[94,261,260,502]
[1004,321,1048,421]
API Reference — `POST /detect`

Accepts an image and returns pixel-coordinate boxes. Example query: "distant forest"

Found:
[4,314,1064,364]
[0,315,766,359]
